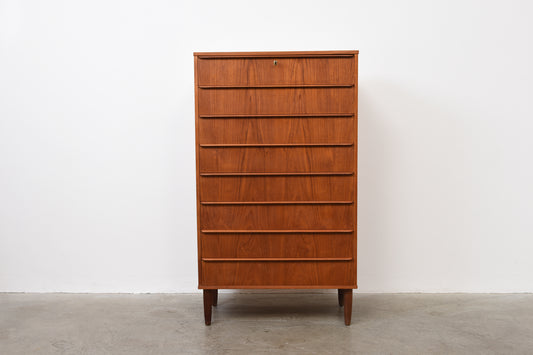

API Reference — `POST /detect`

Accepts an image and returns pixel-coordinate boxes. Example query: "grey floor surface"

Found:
[1,292,532,354]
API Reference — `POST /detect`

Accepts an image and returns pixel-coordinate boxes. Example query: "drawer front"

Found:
[201,233,353,258]
[198,88,354,115]
[200,175,354,202]
[197,57,354,86]
[201,205,354,230]
[199,117,354,144]
[199,146,354,173]
[201,260,355,287]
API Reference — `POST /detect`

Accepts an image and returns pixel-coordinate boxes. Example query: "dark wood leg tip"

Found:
[338,289,344,307]
[341,289,353,325]
[203,290,213,325]
[213,289,218,307]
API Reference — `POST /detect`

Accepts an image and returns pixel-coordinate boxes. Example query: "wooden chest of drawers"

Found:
[194,51,358,325]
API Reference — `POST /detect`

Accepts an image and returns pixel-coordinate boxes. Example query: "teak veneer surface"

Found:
[194,50,358,325]
[198,57,354,86]
[199,117,354,144]
[201,233,353,258]
[200,146,354,173]
[200,175,354,202]
[199,87,354,115]
[201,204,354,230]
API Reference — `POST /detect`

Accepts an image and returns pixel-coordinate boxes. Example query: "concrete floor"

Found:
[1,293,532,354]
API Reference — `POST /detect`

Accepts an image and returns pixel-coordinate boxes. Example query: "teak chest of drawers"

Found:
[194,50,358,325]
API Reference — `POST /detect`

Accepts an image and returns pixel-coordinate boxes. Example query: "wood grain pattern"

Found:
[198,88,354,115]
[200,176,354,202]
[201,233,353,258]
[199,117,353,144]
[201,205,353,230]
[202,261,354,287]
[200,146,354,173]
[198,57,354,86]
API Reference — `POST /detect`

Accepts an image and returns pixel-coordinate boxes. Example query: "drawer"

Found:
[198,87,354,115]
[199,146,354,173]
[201,233,353,258]
[199,117,354,145]
[200,204,354,230]
[200,175,354,202]
[197,57,354,86]
[201,260,355,287]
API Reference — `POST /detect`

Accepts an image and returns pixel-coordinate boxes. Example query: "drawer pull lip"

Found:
[198,84,354,89]
[200,172,354,176]
[201,201,353,205]
[202,257,352,262]
[199,143,353,148]
[200,113,354,118]
[201,230,354,234]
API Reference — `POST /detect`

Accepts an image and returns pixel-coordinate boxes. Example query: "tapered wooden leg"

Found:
[338,289,344,306]
[203,290,214,325]
[213,289,218,307]
[342,289,353,325]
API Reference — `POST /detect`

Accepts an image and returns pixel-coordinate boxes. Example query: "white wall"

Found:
[1,0,532,293]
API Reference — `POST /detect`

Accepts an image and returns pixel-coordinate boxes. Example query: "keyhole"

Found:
[274,60,278,66]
